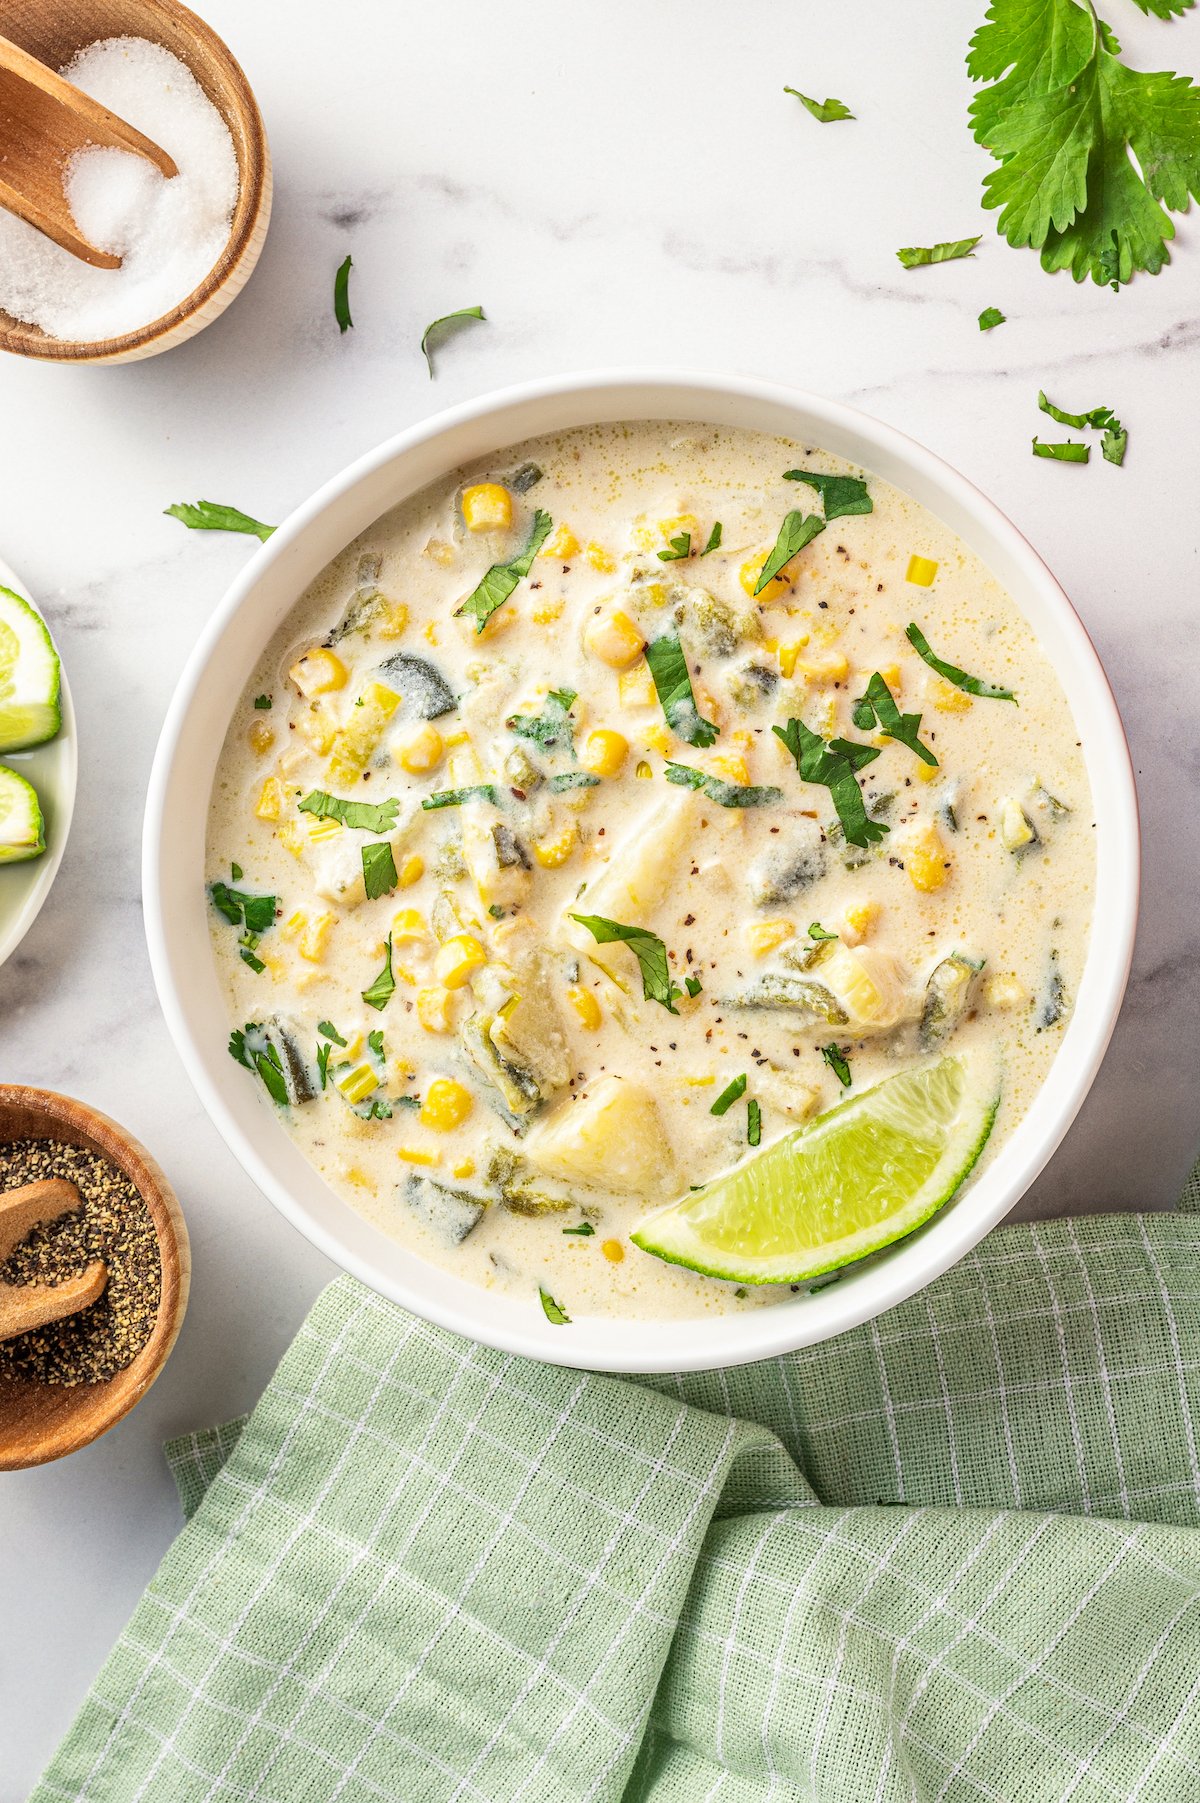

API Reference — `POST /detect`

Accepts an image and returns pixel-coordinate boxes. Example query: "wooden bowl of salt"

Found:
[0,1086,190,1469]
[0,0,271,363]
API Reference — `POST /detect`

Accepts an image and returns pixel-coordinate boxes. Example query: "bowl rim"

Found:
[0,0,270,363]
[143,369,1141,1373]
[0,557,78,971]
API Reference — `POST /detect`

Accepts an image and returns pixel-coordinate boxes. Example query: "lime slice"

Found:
[0,584,61,753]
[631,1056,997,1285]
[0,765,45,864]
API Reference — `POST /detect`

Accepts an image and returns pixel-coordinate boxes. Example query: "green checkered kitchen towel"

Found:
[32,1178,1200,1803]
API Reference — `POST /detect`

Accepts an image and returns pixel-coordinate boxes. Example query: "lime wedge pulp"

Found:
[631,1056,998,1286]
[0,583,61,754]
[0,764,46,863]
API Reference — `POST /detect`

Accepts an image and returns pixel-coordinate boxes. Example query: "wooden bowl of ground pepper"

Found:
[0,1086,189,1469]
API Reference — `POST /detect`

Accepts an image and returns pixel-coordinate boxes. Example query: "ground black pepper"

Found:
[0,1140,160,1386]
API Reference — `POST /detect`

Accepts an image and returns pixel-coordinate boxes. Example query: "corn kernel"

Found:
[327,683,401,785]
[583,607,646,670]
[879,664,902,692]
[916,761,939,785]
[585,543,616,573]
[461,483,513,532]
[392,908,428,945]
[337,1063,380,1105]
[343,1165,375,1190]
[289,647,347,698]
[424,537,455,566]
[452,1158,477,1179]
[711,753,750,786]
[795,653,850,685]
[283,909,335,963]
[635,760,653,779]
[296,709,336,756]
[423,621,440,645]
[777,643,803,680]
[906,554,939,587]
[420,1077,474,1131]
[248,721,275,756]
[397,1145,441,1167]
[397,721,444,774]
[579,729,628,778]
[568,986,602,1030]
[842,901,880,945]
[657,512,699,544]
[532,599,565,625]
[541,523,581,560]
[433,933,487,989]
[398,854,425,889]
[932,679,973,714]
[532,819,579,868]
[746,919,795,957]
[741,552,794,604]
[618,664,657,708]
[255,777,284,822]
[905,822,950,893]
[985,973,1028,1010]
[601,1238,625,1264]
[416,987,455,1033]
[276,819,305,858]
[681,1073,716,1086]
[644,724,672,756]
[376,601,409,640]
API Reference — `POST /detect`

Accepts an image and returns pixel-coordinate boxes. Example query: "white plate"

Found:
[143,372,1140,1373]
[0,558,76,970]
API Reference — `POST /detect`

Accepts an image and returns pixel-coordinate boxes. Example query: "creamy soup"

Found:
[206,422,1094,1321]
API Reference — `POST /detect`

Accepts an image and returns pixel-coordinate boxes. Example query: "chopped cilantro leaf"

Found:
[896,237,980,268]
[334,254,353,333]
[711,1073,748,1116]
[822,1043,852,1088]
[420,305,485,377]
[783,471,872,520]
[422,784,501,811]
[645,631,719,748]
[808,922,838,941]
[362,841,399,901]
[1103,423,1128,466]
[539,1287,571,1324]
[755,511,825,595]
[773,718,888,851]
[230,863,243,881]
[906,624,1016,702]
[209,879,276,936]
[317,1021,347,1045]
[562,1221,595,1237]
[685,975,703,997]
[317,1041,332,1089]
[747,1098,762,1146]
[166,501,275,541]
[978,307,1006,330]
[569,913,681,1014]
[253,695,272,710]
[657,532,691,562]
[1038,391,1119,430]
[546,772,600,792]
[861,672,937,767]
[362,934,395,1011]
[1032,438,1090,462]
[228,1027,289,1107]
[665,762,783,808]
[506,689,575,752]
[701,522,723,555]
[239,946,266,974]
[298,791,400,833]
[456,509,553,634]
[784,87,855,122]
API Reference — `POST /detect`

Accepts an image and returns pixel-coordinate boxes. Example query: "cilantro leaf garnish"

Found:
[822,1044,852,1088]
[969,0,1200,286]
[784,87,855,122]
[569,913,681,1014]
[657,532,691,562]
[1038,390,1119,430]
[773,718,888,851]
[1032,438,1090,461]
[456,509,553,634]
[783,470,873,520]
[978,306,1007,330]
[317,1041,332,1089]
[808,922,838,942]
[1102,423,1128,466]
[906,624,1017,702]
[362,934,396,1011]
[896,237,981,268]
[853,672,938,767]
[539,1287,571,1325]
[755,511,825,595]
[229,1027,289,1107]
[546,772,600,792]
[710,1073,747,1116]
[317,1021,347,1046]
[165,501,275,541]
[253,695,272,710]
[747,1098,762,1146]
[701,522,723,555]
[685,975,703,997]
[420,305,486,377]
[362,841,398,901]
[334,254,353,333]
[209,880,276,936]
[664,762,783,808]
[644,631,719,748]
[506,689,576,752]
[298,791,400,833]
[562,1220,595,1237]
[421,784,502,810]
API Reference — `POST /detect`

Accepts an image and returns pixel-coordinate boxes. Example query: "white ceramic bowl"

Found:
[143,373,1139,1373]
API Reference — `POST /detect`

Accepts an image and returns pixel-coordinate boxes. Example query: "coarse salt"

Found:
[0,36,239,343]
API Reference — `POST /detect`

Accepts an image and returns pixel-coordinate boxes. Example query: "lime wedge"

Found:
[631,1056,997,1285]
[0,584,61,753]
[0,765,45,863]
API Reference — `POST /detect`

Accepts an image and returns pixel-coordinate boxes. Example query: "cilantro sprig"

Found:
[755,511,825,595]
[853,672,938,768]
[456,510,553,633]
[569,913,681,1014]
[773,718,887,851]
[1038,391,1128,464]
[906,624,1016,702]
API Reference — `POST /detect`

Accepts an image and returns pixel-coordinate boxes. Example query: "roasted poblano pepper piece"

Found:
[403,1171,486,1244]
[920,953,984,1049]
[376,652,457,720]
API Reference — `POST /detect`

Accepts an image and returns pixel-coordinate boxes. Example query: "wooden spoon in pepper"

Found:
[0,1179,107,1341]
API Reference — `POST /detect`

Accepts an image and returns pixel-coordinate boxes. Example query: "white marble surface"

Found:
[4,0,1200,1790]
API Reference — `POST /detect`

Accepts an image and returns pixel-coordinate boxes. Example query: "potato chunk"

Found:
[527,1077,675,1198]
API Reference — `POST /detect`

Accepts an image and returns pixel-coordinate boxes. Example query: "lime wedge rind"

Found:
[0,584,61,754]
[631,1057,998,1287]
[0,764,46,864]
